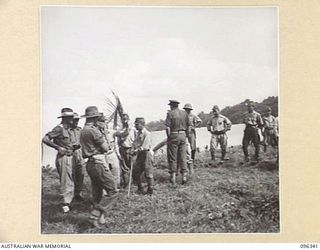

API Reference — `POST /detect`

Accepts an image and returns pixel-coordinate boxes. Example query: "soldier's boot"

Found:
[182,172,188,185]
[219,150,226,164]
[136,182,145,194]
[263,144,267,152]
[146,178,154,195]
[188,162,194,177]
[191,150,196,161]
[211,151,216,161]
[170,173,176,185]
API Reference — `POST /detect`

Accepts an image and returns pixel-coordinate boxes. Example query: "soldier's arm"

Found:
[114,127,130,138]
[92,129,110,153]
[224,117,232,131]
[153,138,167,152]
[140,131,152,151]
[257,114,264,129]
[42,127,70,155]
[42,135,60,151]
[195,115,202,128]
[165,112,171,138]
[206,118,212,132]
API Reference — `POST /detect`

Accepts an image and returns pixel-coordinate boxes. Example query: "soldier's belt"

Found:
[171,130,186,134]
[246,124,258,128]
[212,131,225,135]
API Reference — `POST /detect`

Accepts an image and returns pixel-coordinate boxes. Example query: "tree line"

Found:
[146,96,278,132]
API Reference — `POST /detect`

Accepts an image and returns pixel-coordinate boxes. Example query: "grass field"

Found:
[41,145,279,234]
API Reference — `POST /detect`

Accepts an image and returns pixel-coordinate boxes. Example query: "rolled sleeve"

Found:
[165,112,171,127]
[46,126,62,139]
[92,129,105,146]
[141,132,152,151]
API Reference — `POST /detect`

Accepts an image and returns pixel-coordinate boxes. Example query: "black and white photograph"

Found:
[41,6,279,234]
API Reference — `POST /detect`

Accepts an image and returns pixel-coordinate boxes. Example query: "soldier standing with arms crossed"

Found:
[165,100,190,185]
[80,106,118,227]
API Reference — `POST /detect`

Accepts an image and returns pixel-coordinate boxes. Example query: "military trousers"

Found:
[188,131,197,151]
[263,128,278,148]
[119,146,132,188]
[132,150,153,188]
[106,151,121,188]
[242,126,260,159]
[86,154,117,212]
[167,132,187,174]
[72,149,85,197]
[55,154,74,205]
[210,133,228,153]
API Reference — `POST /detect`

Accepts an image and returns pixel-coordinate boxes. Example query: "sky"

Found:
[41,6,278,135]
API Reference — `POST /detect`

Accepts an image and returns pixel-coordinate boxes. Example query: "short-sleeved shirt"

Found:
[243,111,264,127]
[46,124,73,150]
[207,115,232,132]
[117,125,135,148]
[188,113,202,129]
[80,122,106,158]
[263,115,277,129]
[69,126,82,145]
[165,108,189,132]
[133,128,152,151]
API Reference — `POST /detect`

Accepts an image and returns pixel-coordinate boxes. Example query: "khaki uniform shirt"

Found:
[133,128,152,151]
[46,124,73,150]
[117,125,135,148]
[207,115,232,132]
[243,111,264,127]
[263,115,277,129]
[80,122,105,158]
[69,126,82,145]
[165,108,189,132]
[188,113,202,130]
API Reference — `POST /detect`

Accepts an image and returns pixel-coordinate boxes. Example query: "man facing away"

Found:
[79,106,118,227]
[165,100,190,185]
[262,106,278,152]
[206,105,232,164]
[42,108,76,213]
[242,101,264,163]
[131,117,154,195]
[183,103,202,163]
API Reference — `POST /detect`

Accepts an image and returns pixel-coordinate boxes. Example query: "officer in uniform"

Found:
[165,100,190,185]
[42,108,76,213]
[183,103,202,163]
[242,101,264,163]
[206,105,232,163]
[80,106,118,227]
[69,112,85,201]
[132,117,154,195]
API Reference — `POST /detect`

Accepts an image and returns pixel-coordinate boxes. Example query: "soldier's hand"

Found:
[58,147,72,156]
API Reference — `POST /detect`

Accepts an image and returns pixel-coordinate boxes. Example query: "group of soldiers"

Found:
[42,100,278,227]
